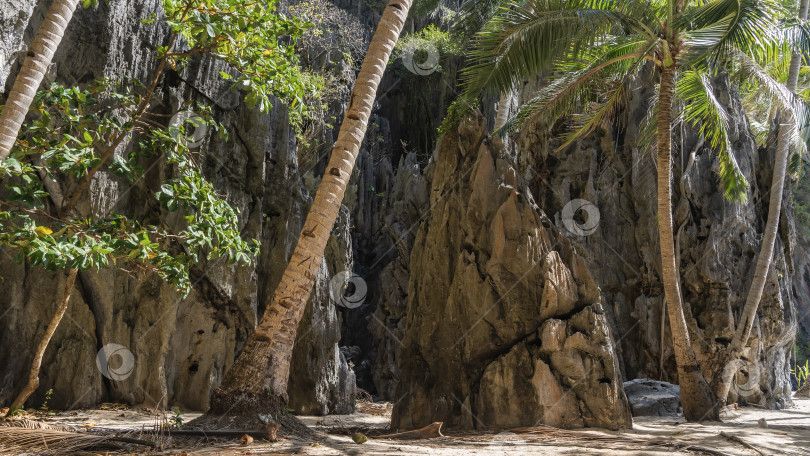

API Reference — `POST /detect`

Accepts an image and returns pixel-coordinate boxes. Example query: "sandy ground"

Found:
[11,397,810,455]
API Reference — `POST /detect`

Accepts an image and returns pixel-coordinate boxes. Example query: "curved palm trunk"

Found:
[712,0,810,405]
[7,268,77,413]
[209,0,413,413]
[0,0,78,160]
[657,64,719,422]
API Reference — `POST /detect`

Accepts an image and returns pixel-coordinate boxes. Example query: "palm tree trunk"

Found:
[712,0,810,405]
[7,268,78,413]
[0,0,78,161]
[657,64,719,422]
[209,0,413,414]
[494,91,511,130]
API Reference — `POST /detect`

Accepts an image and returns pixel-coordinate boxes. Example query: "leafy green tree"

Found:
[462,0,806,421]
[0,0,319,414]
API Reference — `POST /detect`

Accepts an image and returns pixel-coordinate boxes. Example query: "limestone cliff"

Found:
[0,0,356,414]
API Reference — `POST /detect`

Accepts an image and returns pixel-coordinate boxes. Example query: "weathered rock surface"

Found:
[0,0,36,89]
[623,379,681,417]
[390,112,632,431]
[516,73,797,408]
[0,0,356,414]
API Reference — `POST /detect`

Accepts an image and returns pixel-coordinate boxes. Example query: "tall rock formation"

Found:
[0,0,355,414]
[515,74,797,408]
[391,112,632,430]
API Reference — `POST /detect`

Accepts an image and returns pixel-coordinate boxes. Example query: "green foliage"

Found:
[438,96,478,135]
[168,406,184,429]
[286,0,366,69]
[0,82,259,293]
[795,162,810,240]
[147,0,323,132]
[0,0,324,296]
[677,71,748,201]
[792,359,810,388]
[394,24,463,73]
[460,0,799,202]
[39,389,53,412]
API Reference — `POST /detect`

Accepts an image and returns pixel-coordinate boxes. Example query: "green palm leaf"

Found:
[676,70,749,201]
[461,0,633,98]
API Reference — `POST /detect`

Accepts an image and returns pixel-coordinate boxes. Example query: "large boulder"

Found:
[391,112,632,431]
[623,379,681,417]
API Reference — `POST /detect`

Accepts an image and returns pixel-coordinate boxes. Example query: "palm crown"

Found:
[462,0,808,202]
[459,0,810,422]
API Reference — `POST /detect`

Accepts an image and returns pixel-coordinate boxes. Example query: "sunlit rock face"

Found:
[515,72,796,409]
[1,0,804,421]
[391,113,632,430]
[0,0,355,414]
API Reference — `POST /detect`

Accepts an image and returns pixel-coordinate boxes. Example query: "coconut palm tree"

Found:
[713,0,810,405]
[0,0,79,160]
[462,0,796,421]
[208,0,414,414]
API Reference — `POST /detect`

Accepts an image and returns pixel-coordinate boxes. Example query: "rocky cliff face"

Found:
[390,112,632,430]
[0,0,805,424]
[0,0,356,414]
[514,73,796,408]
[791,168,810,374]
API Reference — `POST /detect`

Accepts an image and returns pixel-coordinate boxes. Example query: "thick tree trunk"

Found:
[657,64,719,422]
[209,0,413,414]
[7,268,78,413]
[712,0,810,405]
[0,0,78,160]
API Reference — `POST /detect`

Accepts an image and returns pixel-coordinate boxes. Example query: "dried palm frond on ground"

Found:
[1,419,71,431]
[355,401,392,416]
[451,425,735,456]
[0,422,157,455]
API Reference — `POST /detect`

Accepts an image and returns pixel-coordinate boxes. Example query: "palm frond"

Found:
[676,70,749,201]
[412,0,445,18]
[495,41,648,137]
[679,0,782,65]
[556,40,660,150]
[462,0,636,98]
[452,0,512,43]
[782,17,810,56]
[731,48,810,157]
[0,426,154,454]
[638,94,660,153]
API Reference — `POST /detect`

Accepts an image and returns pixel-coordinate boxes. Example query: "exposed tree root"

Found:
[189,392,312,438]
